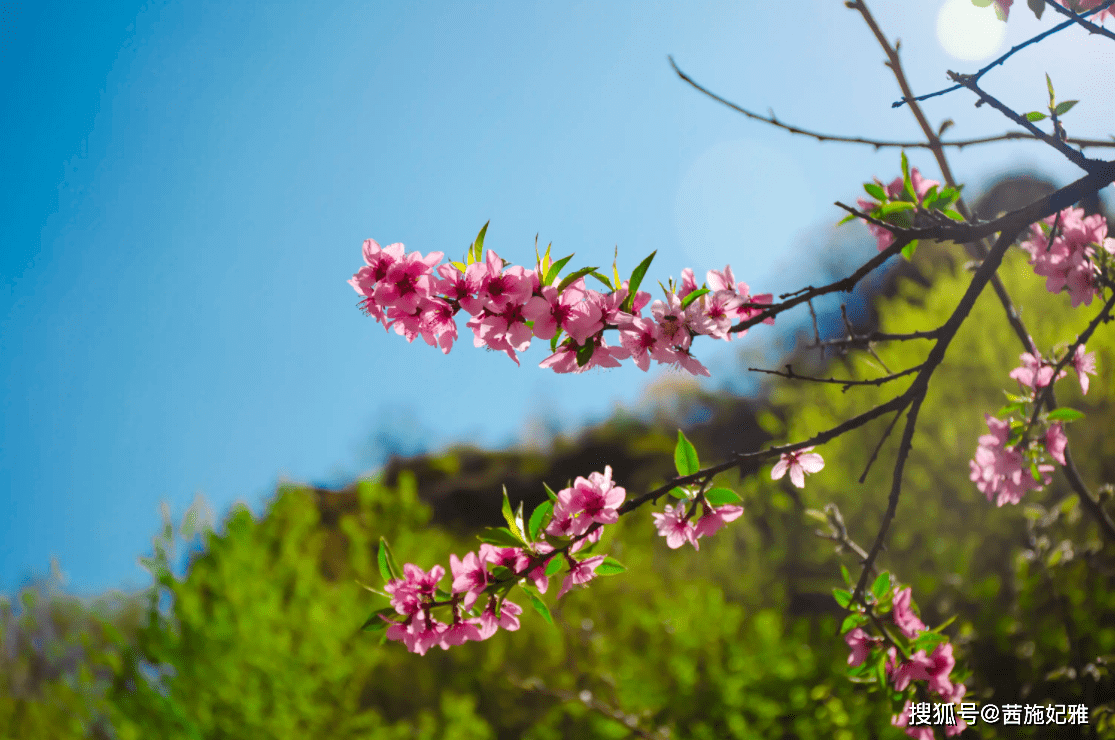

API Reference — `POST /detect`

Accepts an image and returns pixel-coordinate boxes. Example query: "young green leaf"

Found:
[669,487,689,499]
[589,271,614,290]
[679,287,710,310]
[621,250,657,313]
[902,240,918,261]
[837,212,859,225]
[840,612,867,634]
[361,607,397,632]
[543,482,559,502]
[1046,407,1085,422]
[575,340,595,367]
[479,526,527,548]
[900,151,916,202]
[521,586,553,625]
[595,556,627,576]
[1046,73,1056,105]
[544,254,574,286]
[863,182,887,201]
[378,537,402,583]
[557,266,600,293]
[674,430,699,476]
[871,572,892,602]
[840,563,853,587]
[1025,111,1048,122]
[528,500,553,541]
[545,556,563,576]
[704,487,742,505]
[502,486,528,543]
[832,588,853,609]
[471,221,490,263]
[879,200,916,216]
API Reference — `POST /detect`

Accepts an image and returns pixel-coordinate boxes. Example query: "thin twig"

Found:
[1043,0,1115,41]
[747,362,923,392]
[667,55,1115,149]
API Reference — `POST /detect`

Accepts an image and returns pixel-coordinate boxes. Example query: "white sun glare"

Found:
[937,0,1007,61]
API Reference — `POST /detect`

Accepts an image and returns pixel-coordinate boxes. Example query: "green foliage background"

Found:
[2,235,1113,738]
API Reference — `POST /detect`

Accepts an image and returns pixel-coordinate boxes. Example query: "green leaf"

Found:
[901,240,918,261]
[931,614,958,633]
[595,556,627,576]
[1047,407,1085,422]
[1030,459,1043,483]
[840,564,853,587]
[490,566,513,580]
[543,482,559,502]
[863,182,887,201]
[1046,73,1056,105]
[943,209,965,221]
[362,607,397,632]
[550,330,561,353]
[528,500,553,541]
[1025,111,1048,122]
[669,487,689,499]
[545,556,563,576]
[879,200,915,216]
[841,612,867,634]
[378,537,402,583]
[679,287,710,310]
[920,185,940,210]
[575,340,595,367]
[873,650,888,686]
[557,266,600,293]
[544,254,574,286]
[502,486,528,543]
[871,572,892,602]
[971,0,993,7]
[674,430,699,476]
[471,221,490,263]
[589,271,614,290]
[521,586,553,625]
[1054,100,1078,117]
[479,526,527,548]
[621,251,657,313]
[832,588,853,609]
[837,212,858,226]
[450,260,467,272]
[912,631,948,651]
[900,152,915,202]
[704,487,742,505]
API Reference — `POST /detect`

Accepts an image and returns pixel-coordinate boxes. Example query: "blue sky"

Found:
[2,0,1113,596]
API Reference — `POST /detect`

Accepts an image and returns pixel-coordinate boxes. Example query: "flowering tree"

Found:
[350,1,1115,737]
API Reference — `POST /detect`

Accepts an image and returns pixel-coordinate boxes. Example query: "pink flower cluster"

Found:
[771,446,825,488]
[857,168,941,251]
[651,499,744,551]
[1019,207,1115,308]
[994,0,1115,22]
[845,586,967,738]
[970,342,1096,506]
[380,466,746,653]
[350,239,774,377]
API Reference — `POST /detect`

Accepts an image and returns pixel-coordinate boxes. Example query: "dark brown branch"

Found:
[946,71,1100,173]
[666,55,1115,150]
[747,362,924,392]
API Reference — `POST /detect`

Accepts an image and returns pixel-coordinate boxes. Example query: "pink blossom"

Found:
[678,268,699,299]
[467,250,536,314]
[694,503,744,539]
[386,612,446,655]
[1072,344,1097,395]
[439,614,483,648]
[465,300,534,365]
[418,297,458,354]
[650,294,692,350]
[771,447,825,488]
[478,544,531,573]
[557,555,606,599]
[374,250,444,313]
[1058,0,1114,22]
[522,280,601,342]
[890,649,933,691]
[449,552,488,609]
[927,641,956,698]
[474,598,523,640]
[844,627,874,667]
[1009,349,1062,389]
[652,504,700,550]
[670,347,711,377]
[1020,208,1106,307]
[434,262,482,310]
[1045,422,1068,466]
[618,317,672,371]
[696,290,744,340]
[969,414,1054,506]
[891,701,935,740]
[547,467,626,537]
[891,586,927,639]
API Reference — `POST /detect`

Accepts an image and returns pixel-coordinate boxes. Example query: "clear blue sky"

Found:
[2,0,1112,595]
